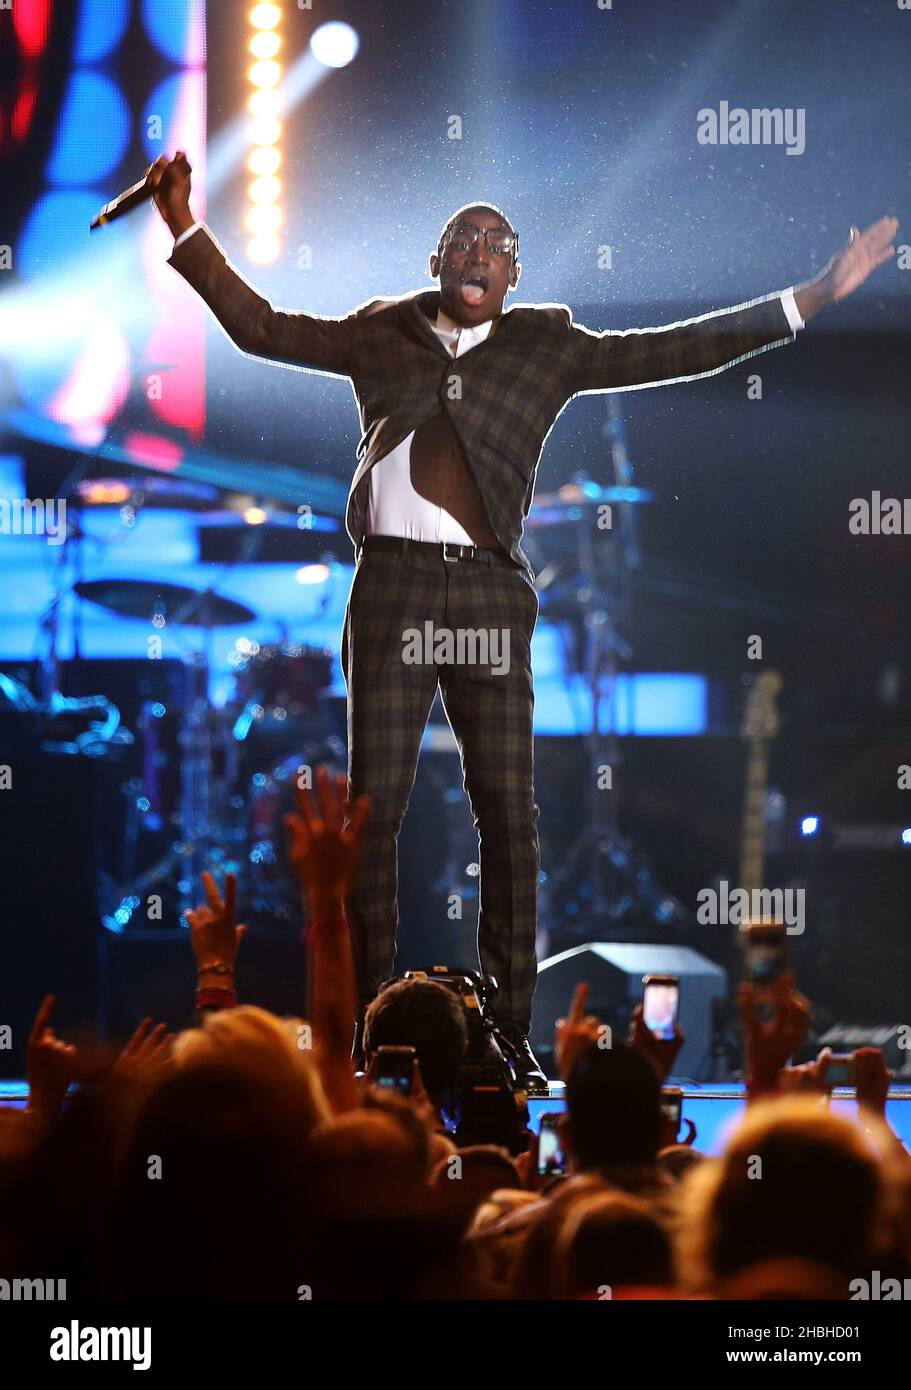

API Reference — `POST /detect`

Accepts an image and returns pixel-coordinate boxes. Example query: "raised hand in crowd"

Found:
[554,982,605,1081]
[739,970,811,1100]
[112,1016,175,1083]
[26,994,79,1119]
[284,765,369,911]
[853,1045,892,1117]
[778,1045,835,1098]
[365,1052,439,1135]
[284,766,369,1113]
[185,870,246,1013]
[660,1112,698,1149]
[629,1002,684,1082]
[777,1044,893,1121]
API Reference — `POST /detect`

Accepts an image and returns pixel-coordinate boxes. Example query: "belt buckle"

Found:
[441,541,461,563]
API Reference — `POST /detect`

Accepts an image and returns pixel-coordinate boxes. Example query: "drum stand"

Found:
[537,401,689,939]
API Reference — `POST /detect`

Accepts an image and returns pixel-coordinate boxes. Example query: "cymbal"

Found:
[74,580,256,627]
[76,476,220,509]
[531,482,653,512]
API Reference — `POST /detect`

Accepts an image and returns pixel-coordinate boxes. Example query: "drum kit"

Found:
[4,396,682,940]
[3,462,347,933]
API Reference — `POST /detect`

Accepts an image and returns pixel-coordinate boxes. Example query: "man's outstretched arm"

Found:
[148,151,355,379]
[569,216,898,395]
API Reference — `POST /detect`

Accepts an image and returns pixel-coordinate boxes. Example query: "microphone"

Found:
[89,155,191,232]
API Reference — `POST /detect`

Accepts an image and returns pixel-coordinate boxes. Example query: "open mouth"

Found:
[459,273,488,306]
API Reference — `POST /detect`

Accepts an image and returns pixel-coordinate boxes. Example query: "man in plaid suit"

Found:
[151,151,896,1088]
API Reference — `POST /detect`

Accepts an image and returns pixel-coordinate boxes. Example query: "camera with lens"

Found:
[404,967,529,1153]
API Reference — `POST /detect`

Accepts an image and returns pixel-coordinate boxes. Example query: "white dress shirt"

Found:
[365,307,495,544]
[171,222,806,543]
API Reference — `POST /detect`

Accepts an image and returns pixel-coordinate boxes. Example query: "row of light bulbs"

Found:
[246,3,284,263]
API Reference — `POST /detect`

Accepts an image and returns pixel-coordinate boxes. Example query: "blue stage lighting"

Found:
[800,816,820,836]
[142,0,204,64]
[47,73,130,185]
[75,0,130,63]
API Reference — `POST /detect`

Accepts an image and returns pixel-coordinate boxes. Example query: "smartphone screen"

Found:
[661,1087,683,1136]
[643,977,679,1041]
[823,1056,853,1087]
[741,921,788,983]
[537,1114,566,1176]
[374,1046,415,1095]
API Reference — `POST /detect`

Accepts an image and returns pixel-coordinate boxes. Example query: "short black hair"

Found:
[565,1041,662,1171]
[363,979,469,1108]
[436,202,519,264]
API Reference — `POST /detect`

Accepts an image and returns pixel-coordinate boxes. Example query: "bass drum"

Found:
[230,642,335,765]
[241,740,347,928]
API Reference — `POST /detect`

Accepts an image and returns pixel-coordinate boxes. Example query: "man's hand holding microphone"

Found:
[146,151,195,239]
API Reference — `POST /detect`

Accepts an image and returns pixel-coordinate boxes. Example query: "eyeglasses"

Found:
[444,223,517,257]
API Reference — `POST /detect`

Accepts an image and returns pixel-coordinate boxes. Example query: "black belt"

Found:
[358,535,516,566]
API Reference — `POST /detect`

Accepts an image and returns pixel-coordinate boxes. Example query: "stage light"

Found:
[249,59,281,88]
[296,564,331,585]
[249,175,281,204]
[246,204,281,234]
[250,3,281,29]
[246,234,280,263]
[243,506,268,525]
[250,117,281,145]
[250,31,281,60]
[800,816,820,837]
[902,828,911,846]
[310,21,359,69]
[248,146,281,176]
[78,479,131,505]
[246,6,284,265]
[248,88,279,116]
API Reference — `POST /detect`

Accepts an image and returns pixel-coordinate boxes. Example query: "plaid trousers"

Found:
[340,545,540,1030]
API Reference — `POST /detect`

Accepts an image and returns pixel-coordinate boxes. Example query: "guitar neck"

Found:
[738,740,770,895]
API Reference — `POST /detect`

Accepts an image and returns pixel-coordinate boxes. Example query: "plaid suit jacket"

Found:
[168,226,796,577]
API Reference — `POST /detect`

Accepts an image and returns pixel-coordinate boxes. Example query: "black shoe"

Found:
[496,1022,548,1095]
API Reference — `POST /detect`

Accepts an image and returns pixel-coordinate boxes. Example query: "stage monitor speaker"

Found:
[531,942,727,1083]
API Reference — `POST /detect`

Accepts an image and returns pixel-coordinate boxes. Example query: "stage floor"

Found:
[5,1080,911,1155]
[528,1084,911,1155]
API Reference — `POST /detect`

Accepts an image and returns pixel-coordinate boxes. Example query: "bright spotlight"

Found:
[902,828,911,846]
[247,234,281,264]
[249,59,281,88]
[250,3,281,29]
[248,88,279,116]
[249,175,281,204]
[310,21,359,69]
[248,146,281,176]
[250,31,281,60]
[243,506,268,525]
[246,204,281,234]
[296,564,331,585]
[250,117,281,145]
[800,816,820,837]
